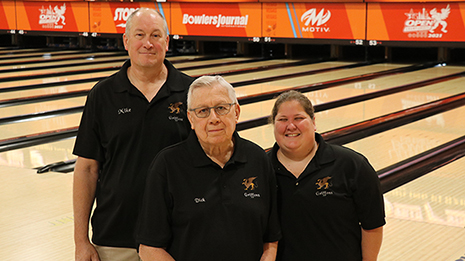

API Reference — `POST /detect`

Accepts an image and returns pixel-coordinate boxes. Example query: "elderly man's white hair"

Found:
[124,8,169,37]
[187,75,238,109]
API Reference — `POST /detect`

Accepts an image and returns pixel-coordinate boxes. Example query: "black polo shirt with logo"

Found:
[137,131,282,261]
[73,59,194,248]
[268,133,385,261]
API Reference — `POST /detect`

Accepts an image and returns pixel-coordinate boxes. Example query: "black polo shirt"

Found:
[73,59,195,248]
[268,133,385,261]
[137,131,282,261]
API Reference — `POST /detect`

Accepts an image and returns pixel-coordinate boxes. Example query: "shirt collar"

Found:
[187,131,247,168]
[114,59,184,93]
[271,133,335,174]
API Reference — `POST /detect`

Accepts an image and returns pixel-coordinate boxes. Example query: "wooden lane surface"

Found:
[0,165,74,261]
[0,51,127,67]
[0,61,392,140]
[0,63,462,159]
[0,49,78,56]
[240,76,465,150]
[2,72,465,168]
[237,65,465,123]
[0,55,128,71]
[0,59,329,120]
[230,63,409,98]
[379,156,465,261]
[1,102,464,261]
[0,58,305,101]
[183,58,317,76]
[0,56,254,88]
[0,52,201,65]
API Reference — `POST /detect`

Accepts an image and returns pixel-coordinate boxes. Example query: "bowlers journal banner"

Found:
[15,1,88,32]
[367,3,465,42]
[89,2,170,35]
[170,2,261,37]
[262,3,366,40]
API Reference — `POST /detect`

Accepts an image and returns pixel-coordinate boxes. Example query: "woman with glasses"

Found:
[137,75,281,261]
[268,90,385,261]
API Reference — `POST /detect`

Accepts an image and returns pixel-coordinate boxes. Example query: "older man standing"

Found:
[73,8,194,261]
[137,76,281,261]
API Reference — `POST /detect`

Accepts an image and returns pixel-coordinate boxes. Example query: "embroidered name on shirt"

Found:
[169,116,184,122]
[244,192,261,198]
[194,198,206,203]
[118,108,131,114]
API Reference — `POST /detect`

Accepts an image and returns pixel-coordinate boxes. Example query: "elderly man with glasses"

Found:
[137,75,281,261]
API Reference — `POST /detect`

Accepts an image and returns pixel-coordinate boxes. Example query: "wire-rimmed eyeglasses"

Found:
[189,103,236,118]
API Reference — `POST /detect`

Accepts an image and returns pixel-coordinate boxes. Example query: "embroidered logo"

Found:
[315,176,332,190]
[242,177,257,190]
[315,176,333,197]
[168,102,183,114]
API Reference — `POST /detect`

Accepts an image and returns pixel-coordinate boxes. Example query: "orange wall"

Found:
[263,3,365,39]
[0,1,16,30]
[367,3,465,42]
[4,1,465,43]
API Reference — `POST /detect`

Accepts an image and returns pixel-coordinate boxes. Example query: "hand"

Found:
[75,242,100,261]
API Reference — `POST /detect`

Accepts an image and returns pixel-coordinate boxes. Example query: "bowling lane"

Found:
[0,113,81,141]
[0,60,126,79]
[0,51,127,66]
[231,63,411,98]
[1,61,385,136]
[0,56,252,88]
[345,105,464,171]
[3,68,465,169]
[239,71,465,149]
[0,55,128,71]
[0,97,86,119]
[0,58,314,102]
[0,49,79,56]
[0,138,76,169]
[0,58,306,118]
[379,157,465,261]
[0,70,118,89]
[238,65,465,123]
[183,58,309,76]
[0,165,74,260]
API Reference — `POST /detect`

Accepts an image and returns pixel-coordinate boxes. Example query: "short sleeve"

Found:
[353,155,386,230]
[73,88,104,162]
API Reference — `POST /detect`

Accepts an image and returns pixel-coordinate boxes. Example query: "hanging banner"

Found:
[170,3,261,37]
[89,2,170,35]
[367,3,465,42]
[0,1,15,30]
[15,1,89,32]
[262,3,366,40]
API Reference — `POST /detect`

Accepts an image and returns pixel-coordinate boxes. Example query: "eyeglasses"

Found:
[189,103,236,118]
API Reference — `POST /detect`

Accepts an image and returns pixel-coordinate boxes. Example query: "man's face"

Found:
[123,10,169,69]
[187,84,240,149]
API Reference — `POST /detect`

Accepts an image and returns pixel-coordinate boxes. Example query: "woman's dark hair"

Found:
[270,90,315,124]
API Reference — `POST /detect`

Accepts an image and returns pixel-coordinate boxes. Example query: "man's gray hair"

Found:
[187,76,238,109]
[124,8,168,37]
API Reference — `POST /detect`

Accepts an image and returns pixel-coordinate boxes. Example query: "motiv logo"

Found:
[114,8,138,28]
[300,8,331,33]
[39,3,67,29]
